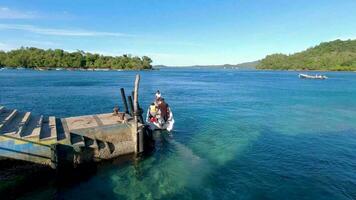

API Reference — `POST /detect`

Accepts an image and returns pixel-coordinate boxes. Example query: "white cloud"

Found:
[24,40,59,46]
[145,52,186,59]
[0,24,134,37]
[0,7,37,19]
[0,40,62,51]
[0,42,16,51]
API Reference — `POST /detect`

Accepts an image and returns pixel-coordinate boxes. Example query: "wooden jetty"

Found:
[0,75,151,169]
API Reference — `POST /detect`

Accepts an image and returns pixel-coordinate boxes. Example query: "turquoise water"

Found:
[1,68,356,199]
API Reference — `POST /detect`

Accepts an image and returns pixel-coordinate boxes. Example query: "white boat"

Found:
[146,107,174,132]
[299,73,328,79]
[94,68,110,71]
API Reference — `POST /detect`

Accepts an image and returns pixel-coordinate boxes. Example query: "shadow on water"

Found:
[106,130,215,199]
[0,153,136,199]
[163,127,356,200]
[1,128,356,199]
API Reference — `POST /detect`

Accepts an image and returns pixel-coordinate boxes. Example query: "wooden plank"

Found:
[16,112,31,135]
[24,115,43,138]
[40,116,57,140]
[0,109,18,131]
[49,116,57,138]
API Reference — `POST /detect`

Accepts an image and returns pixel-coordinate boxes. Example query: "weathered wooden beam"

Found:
[120,88,129,114]
[133,74,145,154]
[131,91,144,123]
[128,96,134,116]
[133,74,140,123]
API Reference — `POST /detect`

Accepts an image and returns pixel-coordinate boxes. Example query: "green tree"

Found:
[0,47,153,70]
[257,39,356,71]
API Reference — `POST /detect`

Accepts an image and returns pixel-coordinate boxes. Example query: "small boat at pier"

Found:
[299,73,328,79]
[146,95,174,132]
[146,108,174,132]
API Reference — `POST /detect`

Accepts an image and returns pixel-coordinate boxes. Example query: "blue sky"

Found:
[0,0,355,66]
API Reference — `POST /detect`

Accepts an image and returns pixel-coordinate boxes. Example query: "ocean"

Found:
[1,68,356,199]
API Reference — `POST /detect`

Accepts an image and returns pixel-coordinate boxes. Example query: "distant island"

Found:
[154,61,259,69]
[4,40,356,72]
[257,39,356,71]
[0,47,152,70]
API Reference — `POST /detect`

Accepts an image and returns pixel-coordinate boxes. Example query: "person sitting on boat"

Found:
[155,90,162,100]
[157,98,170,122]
[148,103,158,123]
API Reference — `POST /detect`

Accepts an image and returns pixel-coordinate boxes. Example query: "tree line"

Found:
[257,39,356,71]
[0,47,153,70]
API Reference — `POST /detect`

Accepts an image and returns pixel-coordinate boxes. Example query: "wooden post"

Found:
[128,96,134,116]
[131,91,144,123]
[133,74,140,125]
[120,88,129,114]
[133,74,144,154]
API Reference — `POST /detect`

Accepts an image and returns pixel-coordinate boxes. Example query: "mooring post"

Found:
[133,74,140,123]
[133,74,144,154]
[128,96,134,116]
[131,91,144,123]
[120,88,129,114]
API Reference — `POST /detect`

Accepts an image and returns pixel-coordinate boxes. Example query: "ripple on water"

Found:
[1,69,356,199]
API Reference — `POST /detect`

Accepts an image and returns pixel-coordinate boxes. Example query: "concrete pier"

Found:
[0,75,150,168]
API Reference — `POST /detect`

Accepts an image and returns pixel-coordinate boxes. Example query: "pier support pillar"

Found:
[137,126,144,153]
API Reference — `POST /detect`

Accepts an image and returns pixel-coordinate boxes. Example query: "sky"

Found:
[0,0,356,66]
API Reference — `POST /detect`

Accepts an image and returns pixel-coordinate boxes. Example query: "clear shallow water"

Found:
[1,68,356,199]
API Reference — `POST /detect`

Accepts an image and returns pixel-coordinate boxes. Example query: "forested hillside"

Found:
[0,47,152,70]
[257,39,356,71]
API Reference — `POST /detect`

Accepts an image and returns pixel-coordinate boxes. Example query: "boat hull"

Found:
[299,73,327,79]
[146,109,174,132]
[147,119,174,132]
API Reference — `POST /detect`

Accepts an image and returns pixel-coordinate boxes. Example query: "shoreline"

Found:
[0,67,156,72]
[256,68,356,72]
[1,66,355,73]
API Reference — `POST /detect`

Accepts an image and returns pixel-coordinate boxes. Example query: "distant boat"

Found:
[17,67,25,70]
[55,68,63,71]
[299,73,328,79]
[94,68,110,71]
